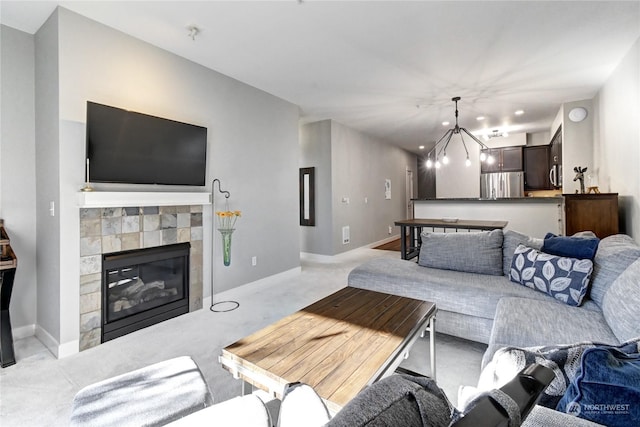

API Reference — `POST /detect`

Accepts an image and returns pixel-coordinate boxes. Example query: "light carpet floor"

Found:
[0,247,486,426]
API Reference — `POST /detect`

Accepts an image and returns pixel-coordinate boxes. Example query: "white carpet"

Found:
[0,248,485,426]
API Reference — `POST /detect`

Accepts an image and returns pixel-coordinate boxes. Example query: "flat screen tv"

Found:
[86,101,207,186]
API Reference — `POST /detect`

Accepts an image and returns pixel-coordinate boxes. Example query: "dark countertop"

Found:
[395,218,509,229]
[412,197,563,202]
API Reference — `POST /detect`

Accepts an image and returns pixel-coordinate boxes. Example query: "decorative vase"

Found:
[218,229,234,266]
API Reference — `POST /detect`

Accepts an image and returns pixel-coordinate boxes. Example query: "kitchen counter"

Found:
[412,198,564,238]
[412,197,562,202]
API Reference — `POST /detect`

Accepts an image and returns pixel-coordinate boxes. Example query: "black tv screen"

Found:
[86,101,207,186]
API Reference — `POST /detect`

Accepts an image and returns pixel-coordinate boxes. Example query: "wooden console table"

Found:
[394,218,508,260]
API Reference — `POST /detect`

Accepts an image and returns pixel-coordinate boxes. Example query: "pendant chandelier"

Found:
[425,97,495,168]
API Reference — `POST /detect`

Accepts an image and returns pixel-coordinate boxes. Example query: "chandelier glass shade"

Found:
[425,97,494,168]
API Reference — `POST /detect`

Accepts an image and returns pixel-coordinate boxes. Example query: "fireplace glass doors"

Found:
[102,243,190,342]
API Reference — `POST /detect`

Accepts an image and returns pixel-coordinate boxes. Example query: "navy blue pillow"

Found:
[542,233,600,260]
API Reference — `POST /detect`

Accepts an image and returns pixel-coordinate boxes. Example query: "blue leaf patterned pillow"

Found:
[509,244,594,306]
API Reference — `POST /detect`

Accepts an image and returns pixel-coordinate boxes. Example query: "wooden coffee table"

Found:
[219,287,436,413]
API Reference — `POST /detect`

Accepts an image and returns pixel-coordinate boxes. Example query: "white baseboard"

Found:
[35,325,59,357]
[366,234,400,248]
[300,252,338,263]
[12,324,36,340]
[301,235,400,263]
[203,295,212,308]
[58,339,80,358]
[35,325,79,358]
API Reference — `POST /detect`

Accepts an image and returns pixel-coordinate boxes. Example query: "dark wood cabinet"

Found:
[564,193,618,238]
[501,146,524,172]
[550,126,562,165]
[481,146,523,173]
[481,149,500,173]
[549,126,563,189]
[523,145,551,190]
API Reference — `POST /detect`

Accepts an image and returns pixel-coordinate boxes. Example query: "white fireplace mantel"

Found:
[77,191,211,208]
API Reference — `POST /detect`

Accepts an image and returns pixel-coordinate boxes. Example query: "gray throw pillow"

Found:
[418,229,503,276]
[502,230,543,276]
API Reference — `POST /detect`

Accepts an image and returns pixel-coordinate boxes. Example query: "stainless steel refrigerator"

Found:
[480,172,524,199]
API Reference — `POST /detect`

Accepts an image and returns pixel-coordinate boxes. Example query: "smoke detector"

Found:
[187,25,200,41]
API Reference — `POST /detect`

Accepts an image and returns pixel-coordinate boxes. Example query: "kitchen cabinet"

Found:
[550,126,562,165]
[564,193,618,238]
[523,145,551,190]
[480,149,500,173]
[549,126,562,188]
[481,146,523,173]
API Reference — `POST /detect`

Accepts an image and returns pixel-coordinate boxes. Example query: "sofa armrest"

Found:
[522,405,604,427]
[453,364,554,427]
[165,395,272,427]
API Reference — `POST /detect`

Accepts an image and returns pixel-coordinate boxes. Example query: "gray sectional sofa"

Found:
[348,229,640,425]
[74,230,639,426]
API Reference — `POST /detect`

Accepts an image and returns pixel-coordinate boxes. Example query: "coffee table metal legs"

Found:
[429,316,436,381]
[220,354,281,398]
[419,314,436,380]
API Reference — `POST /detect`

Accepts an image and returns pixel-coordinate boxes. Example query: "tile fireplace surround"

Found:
[78,204,204,351]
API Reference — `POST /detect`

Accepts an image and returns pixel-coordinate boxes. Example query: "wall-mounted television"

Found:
[86,101,207,186]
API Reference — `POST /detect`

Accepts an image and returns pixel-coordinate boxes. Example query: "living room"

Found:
[1,1,639,426]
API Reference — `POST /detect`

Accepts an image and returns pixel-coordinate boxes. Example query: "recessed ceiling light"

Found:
[442,121,450,126]
[515,110,524,115]
[476,116,485,121]
[419,145,425,150]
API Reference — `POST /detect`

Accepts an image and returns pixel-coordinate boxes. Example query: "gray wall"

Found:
[300,120,417,255]
[562,99,594,194]
[4,7,300,354]
[435,134,483,198]
[0,25,38,335]
[594,37,640,239]
[34,12,62,348]
[299,121,333,254]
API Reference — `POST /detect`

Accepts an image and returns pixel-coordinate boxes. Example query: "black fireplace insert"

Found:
[102,243,190,342]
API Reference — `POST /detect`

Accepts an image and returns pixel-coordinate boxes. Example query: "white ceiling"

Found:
[2,1,639,154]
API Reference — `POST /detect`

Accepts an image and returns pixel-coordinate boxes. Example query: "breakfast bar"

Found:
[395,218,508,260]
[412,197,563,240]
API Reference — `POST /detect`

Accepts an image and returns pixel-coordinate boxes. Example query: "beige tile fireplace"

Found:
[78,200,205,351]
